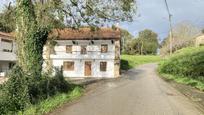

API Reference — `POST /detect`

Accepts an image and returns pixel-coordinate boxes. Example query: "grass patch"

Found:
[121,55,161,70]
[160,73,204,91]
[158,46,204,91]
[18,86,83,115]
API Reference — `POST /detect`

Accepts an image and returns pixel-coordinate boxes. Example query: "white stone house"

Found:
[44,28,121,78]
[0,32,16,77]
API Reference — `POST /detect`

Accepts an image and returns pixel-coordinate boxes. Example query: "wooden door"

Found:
[85,61,92,76]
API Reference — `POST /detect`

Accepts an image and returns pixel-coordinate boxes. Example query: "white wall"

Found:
[0,37,16,61]
[50,40,115,60]
[52,59,114,78]
[44,40,116,78]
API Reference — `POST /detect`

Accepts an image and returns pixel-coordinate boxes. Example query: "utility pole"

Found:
[164,0,173,55]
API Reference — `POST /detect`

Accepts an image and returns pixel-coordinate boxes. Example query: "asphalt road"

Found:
[50,63,204,115]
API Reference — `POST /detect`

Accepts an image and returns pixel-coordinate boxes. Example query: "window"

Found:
[101,44,108,53]
[1,39,12,43]
[3,49,11,52]
[66,45,72,53]
[63,61,74,71]
[100,62,107,72]
[81,45,87,54]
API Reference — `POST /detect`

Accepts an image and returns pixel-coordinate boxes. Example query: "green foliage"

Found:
[0,67,74,114]
[1,0,136,31]
[19,86,82,115]
[0,66,30,114]
[0,5,16,32]
[137,29,159,55]
[121,55,161,70]
[27,69,71,104]
[123,29,159,55]
[121,29,134,54]
[158,46,204,82]
[16,0,49,77]
[34,0,65,29]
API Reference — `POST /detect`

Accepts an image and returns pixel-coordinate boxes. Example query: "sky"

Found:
[1,0,204,41]
[120,0,204,40]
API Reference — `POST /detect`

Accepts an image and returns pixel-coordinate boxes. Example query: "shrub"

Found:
[49,69,70,93]
[159,46,204,81]
[0,66,30,114]
[0,67,72,114]
[121,59,129,70]
[28,69,71,104]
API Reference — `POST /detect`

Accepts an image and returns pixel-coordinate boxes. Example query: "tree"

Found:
[0,1,65,32]
[0,4,16,32]
[137,29,159,55]
[123,29,159,55]
[160,22,201,56]
[16,0,48,77]
[121,29,134,54]
[15,0,136,76]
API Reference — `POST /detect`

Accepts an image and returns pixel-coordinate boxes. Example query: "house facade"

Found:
[44,28,121,78]
[0,32,16,77]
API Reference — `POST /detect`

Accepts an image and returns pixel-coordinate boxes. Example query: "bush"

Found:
[28,69,71,104]
[0,66,30,114]
[121,59,129,70]
[158,46,204,81]
[0,67,72,114]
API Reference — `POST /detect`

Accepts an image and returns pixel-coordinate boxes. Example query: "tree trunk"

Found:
[140,41,143,55]
[16,0,48,77]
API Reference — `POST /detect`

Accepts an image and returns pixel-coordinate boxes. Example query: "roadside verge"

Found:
[158,73,204,112]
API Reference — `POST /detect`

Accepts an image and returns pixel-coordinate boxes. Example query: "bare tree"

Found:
[160,22,201,56]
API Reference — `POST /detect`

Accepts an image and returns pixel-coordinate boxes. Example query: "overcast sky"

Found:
[1,0,204,41]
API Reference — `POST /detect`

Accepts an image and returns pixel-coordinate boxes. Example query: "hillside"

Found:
[158,46,204,90]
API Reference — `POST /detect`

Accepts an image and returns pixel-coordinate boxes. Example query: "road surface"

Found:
[50,63,204,115]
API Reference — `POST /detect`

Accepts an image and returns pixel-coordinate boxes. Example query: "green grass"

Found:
[158,46,204,77]
[158,46,204,91]
[121,55,161,70]
[18,86,83,115]
[160,73,204,91]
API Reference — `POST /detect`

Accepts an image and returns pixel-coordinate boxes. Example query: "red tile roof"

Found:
[0,27,121,40]
[0,32,14,38]
[49,27,121,40]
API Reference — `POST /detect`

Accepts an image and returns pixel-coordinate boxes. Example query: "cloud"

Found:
[121,0,204,40]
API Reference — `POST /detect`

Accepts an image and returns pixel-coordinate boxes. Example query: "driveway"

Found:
[50,63,204,115]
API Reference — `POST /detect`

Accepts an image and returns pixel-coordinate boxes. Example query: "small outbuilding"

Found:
[195,35,204,46]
